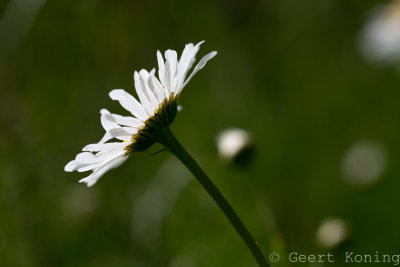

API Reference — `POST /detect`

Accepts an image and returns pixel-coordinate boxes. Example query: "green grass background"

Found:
[1,0,400,266]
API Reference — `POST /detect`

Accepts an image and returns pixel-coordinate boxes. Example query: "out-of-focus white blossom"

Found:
[316,217,350,249]
[361,0,400,65]
[341,140,387,186]
[217,128,252,162]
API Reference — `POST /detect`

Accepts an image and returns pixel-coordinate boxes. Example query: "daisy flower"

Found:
[64,42,270,266]
[64,41,217,187]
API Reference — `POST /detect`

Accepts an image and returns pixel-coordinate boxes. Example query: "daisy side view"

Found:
[65,41,269,267]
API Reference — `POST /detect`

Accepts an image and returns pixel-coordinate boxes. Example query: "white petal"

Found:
[177,41,203,86]
[165,50,178,84]
[139,69,160,108]
[108,127,136,140]
[178,42,198,79]
[109,89,148,121]
[100,109,120,131]
[65,152,101,172]
[96,146,127,158]
[77,150,123,172]
[103,110,143,128]
[79,153,128,187]
[97,125,137,144]
[65,160,85,172]
[151,70,168,99]
[164,60,172,94]
[64,152,104,172]
[135,70,160,114]
[157,50,165,86]
[180,51,217,93]
[76,152,99,164]
[98,132,113,144]
[83,142,127,152]
[134,71,154,115]
[148,68,165,102]
[179,42,195,68]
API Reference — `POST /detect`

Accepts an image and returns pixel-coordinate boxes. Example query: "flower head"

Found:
[65,41,217,186]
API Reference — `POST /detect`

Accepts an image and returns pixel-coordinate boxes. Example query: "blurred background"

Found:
[1,0,400,266]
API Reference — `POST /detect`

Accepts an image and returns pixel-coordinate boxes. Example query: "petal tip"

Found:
[100,108,109,114]
[64,161,76,172]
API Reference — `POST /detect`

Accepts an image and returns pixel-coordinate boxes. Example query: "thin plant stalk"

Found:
[157,127,270,267]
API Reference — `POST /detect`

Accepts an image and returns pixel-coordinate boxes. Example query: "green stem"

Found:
[157,127,270,267]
